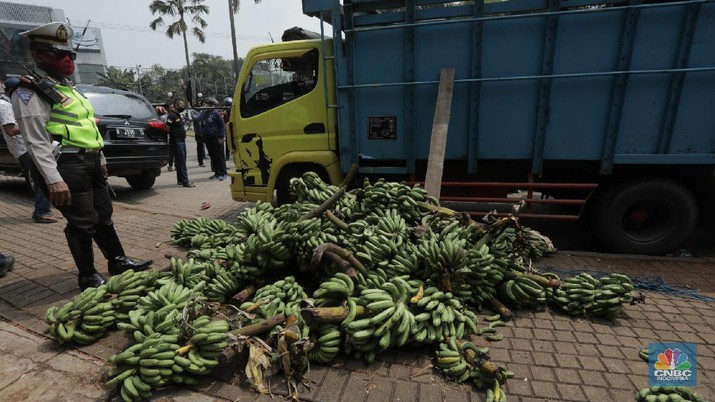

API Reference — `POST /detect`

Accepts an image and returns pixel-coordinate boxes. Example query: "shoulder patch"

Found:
[17,89,34,105]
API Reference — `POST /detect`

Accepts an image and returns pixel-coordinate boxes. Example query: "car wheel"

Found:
[275,165,330,205]
[126,174,156,190]
[589,177,698,255]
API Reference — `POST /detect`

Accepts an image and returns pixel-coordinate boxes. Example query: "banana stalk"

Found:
[301,305,366,325]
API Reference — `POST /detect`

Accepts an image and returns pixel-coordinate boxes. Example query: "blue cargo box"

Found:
[303,0,715,175]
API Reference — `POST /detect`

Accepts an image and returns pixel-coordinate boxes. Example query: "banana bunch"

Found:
[521,227,556,259]
[107,269,162,318]
[106,333,181,401]
[308,324,342,364]
[183,316,230,359]
[45,285,115,345]
[241,220,291,270]
[451,244,502,308]
[412,286,478,343]
[171,217,240,249]
[355,178,435,224]
[346,278,416,362]
[119,308,181,342]
[290,172,356,218]
[313,273,356,306]
[414,234,468,283]
[435,338,473,383]
[240,277,308,320]
[551,273,633,319]
[235,202,276,237]
[497,275,547,309]
[284,218,339,269]
[137,281,205,316]
[634,386,706,402]
[204,263,241,302]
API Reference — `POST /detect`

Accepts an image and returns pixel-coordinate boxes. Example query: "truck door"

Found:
[236,47,330,192]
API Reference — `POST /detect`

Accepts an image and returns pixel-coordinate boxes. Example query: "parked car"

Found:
[0,84,170,190]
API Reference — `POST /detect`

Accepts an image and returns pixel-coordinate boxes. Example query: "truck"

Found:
[218,0,715,255]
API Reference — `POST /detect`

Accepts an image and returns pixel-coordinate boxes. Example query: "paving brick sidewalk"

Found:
[1,149,714,401]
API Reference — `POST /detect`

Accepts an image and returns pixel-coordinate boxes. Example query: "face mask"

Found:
[43,55,75,77]
[176,106,185,113]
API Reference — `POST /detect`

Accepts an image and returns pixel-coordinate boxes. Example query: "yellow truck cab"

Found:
[228,38,342,204]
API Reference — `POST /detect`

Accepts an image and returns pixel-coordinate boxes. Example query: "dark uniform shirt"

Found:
[166,111,186,142]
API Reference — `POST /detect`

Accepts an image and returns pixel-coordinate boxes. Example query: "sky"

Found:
[20,0,324,71]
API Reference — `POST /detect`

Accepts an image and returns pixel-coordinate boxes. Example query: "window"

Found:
[85,92,155,120]
[241,48,319,117]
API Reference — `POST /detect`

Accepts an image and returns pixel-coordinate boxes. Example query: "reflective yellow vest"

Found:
[45,85,103,149]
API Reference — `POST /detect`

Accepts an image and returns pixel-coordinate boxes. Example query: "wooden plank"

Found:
[424,68,456,199]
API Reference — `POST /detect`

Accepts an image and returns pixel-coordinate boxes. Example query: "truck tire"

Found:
[589,178,697,255]
[126,174,156,190]
[275,164,330,205]
[22,164,36,195]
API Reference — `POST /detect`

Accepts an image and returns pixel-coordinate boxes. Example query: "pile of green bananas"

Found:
[45,285,115,345]
[634,386,707,402]
[166,258,240,302]
[412,286,478,343]
[551,273,634,319]
[498,275,547,310]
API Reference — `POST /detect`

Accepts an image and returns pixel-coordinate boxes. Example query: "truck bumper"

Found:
[229,171,271,202]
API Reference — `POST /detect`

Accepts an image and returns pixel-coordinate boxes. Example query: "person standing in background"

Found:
[166,100,195,187]
[201,97,227,181]
[0,77,58,223]
[155,104,173,171]
[222,97,232,161]
[190,99,206,167]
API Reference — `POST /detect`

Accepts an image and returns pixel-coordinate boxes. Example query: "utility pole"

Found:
[136,65,143,95]
[228,0,241,86]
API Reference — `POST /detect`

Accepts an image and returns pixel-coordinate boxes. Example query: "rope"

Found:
[538,266,715,303]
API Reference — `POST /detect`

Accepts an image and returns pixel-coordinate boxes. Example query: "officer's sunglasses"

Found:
[36,45,77,60]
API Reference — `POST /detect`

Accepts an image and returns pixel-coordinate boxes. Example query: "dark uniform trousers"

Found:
[37,152,125,276]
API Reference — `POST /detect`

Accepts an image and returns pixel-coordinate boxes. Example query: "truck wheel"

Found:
[126,174,156,190]
[589,178,697,255]
[275,165,330,205]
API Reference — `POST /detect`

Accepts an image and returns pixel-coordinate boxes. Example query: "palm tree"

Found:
[149,0,209,78]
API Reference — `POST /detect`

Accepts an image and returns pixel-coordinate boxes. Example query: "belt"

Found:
[61,146,102,154]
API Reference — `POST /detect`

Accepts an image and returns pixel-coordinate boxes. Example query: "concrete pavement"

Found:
[0,136,713,401]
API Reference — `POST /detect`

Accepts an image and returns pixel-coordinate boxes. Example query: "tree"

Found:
[187,53,241,99]
[139,64,185,103]
[97,66,136,91]
[149,0,209,78]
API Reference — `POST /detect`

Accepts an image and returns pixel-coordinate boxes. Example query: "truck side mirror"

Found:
[185,78,197,107]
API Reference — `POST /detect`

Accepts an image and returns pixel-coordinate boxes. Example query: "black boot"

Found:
[94,225,152,275]
[108,256,152,275]
[66,232,106,290]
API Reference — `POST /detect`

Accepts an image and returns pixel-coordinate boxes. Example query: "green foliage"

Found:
[97,67,137,91]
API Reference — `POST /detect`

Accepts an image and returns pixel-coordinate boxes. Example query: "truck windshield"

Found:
[241,48,319,118]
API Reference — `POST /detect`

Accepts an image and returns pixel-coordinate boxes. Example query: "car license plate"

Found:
[115,127,144,139]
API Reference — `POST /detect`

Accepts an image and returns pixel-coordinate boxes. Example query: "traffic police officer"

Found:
[11,22,152,290]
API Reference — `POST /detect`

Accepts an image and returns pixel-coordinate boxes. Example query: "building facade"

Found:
[0,1,107,84]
